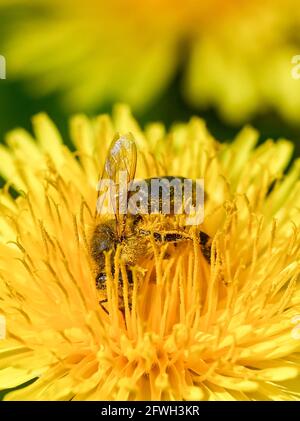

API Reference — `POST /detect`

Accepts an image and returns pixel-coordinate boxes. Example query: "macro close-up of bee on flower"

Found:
[0,0,300,410]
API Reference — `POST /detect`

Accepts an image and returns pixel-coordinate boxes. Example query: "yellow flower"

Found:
[1,0,300,123]
[0,105,300,400]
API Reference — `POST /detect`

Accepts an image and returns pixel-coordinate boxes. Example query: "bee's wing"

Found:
[96,133,137,238]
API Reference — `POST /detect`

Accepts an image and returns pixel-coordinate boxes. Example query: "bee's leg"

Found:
[164,233,184,242]
[116,267,134,311]
[118,266,133,285]
[126,267,133,285]
[152,232,185,258]
[155,231,212,264]
[96,273,109,313]
[152,232,184,243]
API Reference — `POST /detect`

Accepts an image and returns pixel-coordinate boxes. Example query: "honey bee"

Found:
[90,135,212,311]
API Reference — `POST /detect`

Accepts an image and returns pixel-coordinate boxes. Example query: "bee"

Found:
[90,135,212,311]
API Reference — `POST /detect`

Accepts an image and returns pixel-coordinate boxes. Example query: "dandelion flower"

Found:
[1,1,300,123]
[0,105,300,400]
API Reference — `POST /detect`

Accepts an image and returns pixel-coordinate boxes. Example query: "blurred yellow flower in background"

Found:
[0,105,300,400]
[1,0,300,123]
